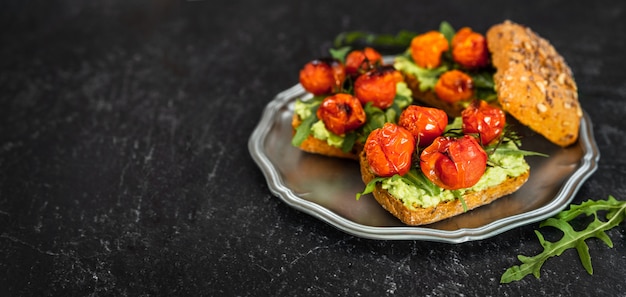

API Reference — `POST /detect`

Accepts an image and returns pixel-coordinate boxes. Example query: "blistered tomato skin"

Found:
[365,123,416,177]
[420,135,487,190]
[410,31,450,69]
[299,58,346,95]
[354,66,401,109]
[434,70,474,103]
[316,93,366,135]
[398,106,448,147]
[345,47,383,75]
[452,27,490,69]
[462,100,506,145]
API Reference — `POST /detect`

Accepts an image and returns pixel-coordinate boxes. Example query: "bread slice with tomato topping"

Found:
[356,104,534,226]
[292,51,413,159]
[394,24,494,118]
[358,148,530,226]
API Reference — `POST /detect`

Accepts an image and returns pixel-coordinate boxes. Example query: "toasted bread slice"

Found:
[487,20,582,147]
[358,149,530,226]
[292,113,361,160]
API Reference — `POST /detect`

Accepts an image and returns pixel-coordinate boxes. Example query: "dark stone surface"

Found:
[1,0,625,296]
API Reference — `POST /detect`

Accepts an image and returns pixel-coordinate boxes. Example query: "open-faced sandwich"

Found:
[291,48,413,159]
[394,20,582,147]
[357,102,537,226]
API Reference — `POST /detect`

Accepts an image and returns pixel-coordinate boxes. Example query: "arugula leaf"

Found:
[356,177,386,199]
[402,169,440,197]
[475,88,498,102]
[341,131,357,153]
[363,102,386,124]
[465,70,497,101]
[357,102,388,143]
[451,190,468,212]
[387,94,412,121]
[291,98,322,147]
[500,195,626,283]
[291,113,317,147]
[330,46,351,63]
[488,147,549,158]
[439,21,456,43]
[333,30,418,49]
[333,21,454,49]
[471,71,495,89]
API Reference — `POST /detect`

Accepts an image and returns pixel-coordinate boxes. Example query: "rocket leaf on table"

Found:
[500,195,626,283]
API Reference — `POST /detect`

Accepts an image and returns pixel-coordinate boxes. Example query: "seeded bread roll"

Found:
[486,20,582,147]
[358,149,530,226]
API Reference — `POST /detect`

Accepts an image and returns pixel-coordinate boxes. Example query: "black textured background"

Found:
[1,0,625,296]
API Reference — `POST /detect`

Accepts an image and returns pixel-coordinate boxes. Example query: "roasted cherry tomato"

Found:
[410,31,450,69]
[451,27,489,69]
[364,123,416,177]
[434,70,474,103]
[462,100,506,145]
[299,58,346,95]
[420,135,487,190]
[345,47,383,75]
[354,66,402,109]
[398,106,448,147]
[316,93,366,135]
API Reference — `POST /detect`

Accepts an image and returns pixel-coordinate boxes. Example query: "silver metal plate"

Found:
[248,84,600,243]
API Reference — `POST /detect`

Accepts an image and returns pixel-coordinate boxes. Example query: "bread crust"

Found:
[486,20,582,147]
[291,113,361,160]
[359,149,530,226]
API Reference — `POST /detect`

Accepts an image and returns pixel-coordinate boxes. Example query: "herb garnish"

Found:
[501,195,626,283]
[291,97,323,147]
[451,190,468,212]
[355,169,440,200]
[333,30,418,50]
[403,169,441,197]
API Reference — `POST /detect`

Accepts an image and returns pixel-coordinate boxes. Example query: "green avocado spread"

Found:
[381,141,529,209]
[393,55,447,92]
[310,120,344,147]
[294,98,315,120]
